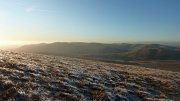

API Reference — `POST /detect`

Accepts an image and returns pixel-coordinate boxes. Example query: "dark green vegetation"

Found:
[16,42,180,61]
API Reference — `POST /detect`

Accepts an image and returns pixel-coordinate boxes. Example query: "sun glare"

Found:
[0,39,50,47]
[0,40,27,46]
[0,39,13,46]
[0,34,30,46]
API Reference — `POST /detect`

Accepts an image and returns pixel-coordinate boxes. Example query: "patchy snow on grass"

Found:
[0,50,180,101]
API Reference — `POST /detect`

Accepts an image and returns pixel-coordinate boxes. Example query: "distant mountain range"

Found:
[16,42,180,61]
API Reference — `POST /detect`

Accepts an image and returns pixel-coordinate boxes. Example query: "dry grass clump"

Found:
[54,92,79,101]
[90,85,105,101]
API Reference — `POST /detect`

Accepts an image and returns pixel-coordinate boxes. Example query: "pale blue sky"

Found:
[0,0,179,45]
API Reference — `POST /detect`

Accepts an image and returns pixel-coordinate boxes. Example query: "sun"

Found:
[0,39,6,45]
[0,39,37,46]
[0,33,20,46]
[0,34,7,45]
[0,40,11,46]
[0,35,25,46]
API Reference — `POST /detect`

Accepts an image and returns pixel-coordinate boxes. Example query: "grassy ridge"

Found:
[16,42,180,60]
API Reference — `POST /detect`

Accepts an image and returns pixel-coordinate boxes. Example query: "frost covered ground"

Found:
[0,50,180,101]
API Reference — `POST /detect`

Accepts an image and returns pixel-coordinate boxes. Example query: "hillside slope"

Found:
[16,42,180,60]
[0,50,180,101]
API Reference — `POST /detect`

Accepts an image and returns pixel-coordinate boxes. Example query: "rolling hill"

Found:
[16,42,180,61]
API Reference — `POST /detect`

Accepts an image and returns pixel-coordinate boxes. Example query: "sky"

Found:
[0,0,180,46]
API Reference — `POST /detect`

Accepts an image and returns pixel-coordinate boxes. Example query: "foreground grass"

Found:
[0,50,180,101]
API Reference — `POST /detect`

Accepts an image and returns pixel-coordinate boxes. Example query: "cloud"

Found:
[25,6,35,13]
